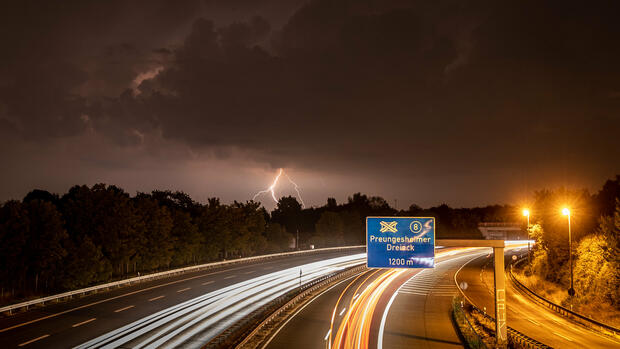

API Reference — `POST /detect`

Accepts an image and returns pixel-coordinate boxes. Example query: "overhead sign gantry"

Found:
[366,216,508,346]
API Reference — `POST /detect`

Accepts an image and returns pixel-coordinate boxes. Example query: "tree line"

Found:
[1,184,517,303]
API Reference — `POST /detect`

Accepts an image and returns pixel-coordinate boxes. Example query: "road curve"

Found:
[264,247,490,349]
[456,249,620,348]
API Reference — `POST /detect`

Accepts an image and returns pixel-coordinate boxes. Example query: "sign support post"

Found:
[494,246,507,346]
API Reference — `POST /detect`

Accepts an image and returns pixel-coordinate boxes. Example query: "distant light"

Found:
[522,209,530,217]
[562,208,570,216]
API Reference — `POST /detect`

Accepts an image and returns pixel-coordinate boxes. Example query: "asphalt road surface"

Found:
[0,248,364,349]
[265,247,490,349]
[456,249,620,348]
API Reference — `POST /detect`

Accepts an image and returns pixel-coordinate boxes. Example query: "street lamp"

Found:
[522,209,530,226]
[523,209,531,263]
[563,207,575,297]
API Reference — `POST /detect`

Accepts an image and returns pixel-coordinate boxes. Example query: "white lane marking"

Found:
[553,332,573,341]
[224,275,236,279]
[114,305,135,313]
[177,287,191,293]
[202,281,214,286]
[324,329,331,340]
[378,268,431,349]
[353,293,360,300]
[18,334,50,347]
[245,271,255,274]
[528,319,540,325]
[148,295,164,301]
[339,308,347,316]
[72,318,96,327]
[378,286,400,349]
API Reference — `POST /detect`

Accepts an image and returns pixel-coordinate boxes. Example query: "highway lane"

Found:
[456,249,620,348]
[263,268,388,349]
[0,248,363,348]
[78,254,366,348]
[265,247,490,349]
[379,249,487,349]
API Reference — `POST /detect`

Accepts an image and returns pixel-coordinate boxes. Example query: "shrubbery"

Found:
[525,176,619,319]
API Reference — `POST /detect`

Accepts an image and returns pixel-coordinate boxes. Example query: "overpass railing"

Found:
[509,257,619,339]
[0,245,364,316]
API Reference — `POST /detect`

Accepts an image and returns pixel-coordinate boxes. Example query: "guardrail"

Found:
[0,245,365,316]
[509,257,619,339]
[452,296,488,349]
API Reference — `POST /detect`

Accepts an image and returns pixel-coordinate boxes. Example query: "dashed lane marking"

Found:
[324,329,331,341]
[527,319,540,325]
[18,334,50,347]
[553,332,573,342]
[148,295,165,301]
[0,264,255,333]
[114,305,134,313]
[72,318,96,328]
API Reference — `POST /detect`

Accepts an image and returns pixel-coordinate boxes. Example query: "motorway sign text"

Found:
[366,217,435,268]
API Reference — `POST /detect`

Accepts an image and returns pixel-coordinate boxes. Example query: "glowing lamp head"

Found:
[562,208,570,216]
[522,209,530,217]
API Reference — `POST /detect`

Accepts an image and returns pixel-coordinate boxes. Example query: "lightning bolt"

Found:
[284,172,306,208]
[253,168,283,203]
[253,168,305,208]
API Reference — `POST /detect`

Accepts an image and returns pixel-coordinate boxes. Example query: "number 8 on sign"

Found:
[410,221,422,233]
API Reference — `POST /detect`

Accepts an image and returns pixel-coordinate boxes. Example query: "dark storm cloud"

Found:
[1,0,619,205]
[0,0,202,139]
[100,3,458,169]
[97,0,620,174]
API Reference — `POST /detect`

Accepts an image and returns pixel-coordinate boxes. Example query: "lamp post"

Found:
[523,209,530,264]
[522,209,530,227]
[562,208,575,297]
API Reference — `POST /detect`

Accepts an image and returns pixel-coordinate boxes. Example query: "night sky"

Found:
[1,0,618,209]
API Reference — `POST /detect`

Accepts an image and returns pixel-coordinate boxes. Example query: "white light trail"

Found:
[76,254,366,349]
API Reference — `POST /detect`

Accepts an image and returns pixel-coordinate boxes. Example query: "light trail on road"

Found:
[75,254,365,349]
[331,269,406,349]
[328,248,484,349]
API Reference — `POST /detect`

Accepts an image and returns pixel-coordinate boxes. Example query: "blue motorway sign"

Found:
[366,217,435,268]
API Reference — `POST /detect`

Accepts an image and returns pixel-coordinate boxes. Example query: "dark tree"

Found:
[272,196,303,235]
[61,184,139,276]
[0,201,29,296]
[23,189,59,206]
[133,195,174,271]
[24,200,68,292]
